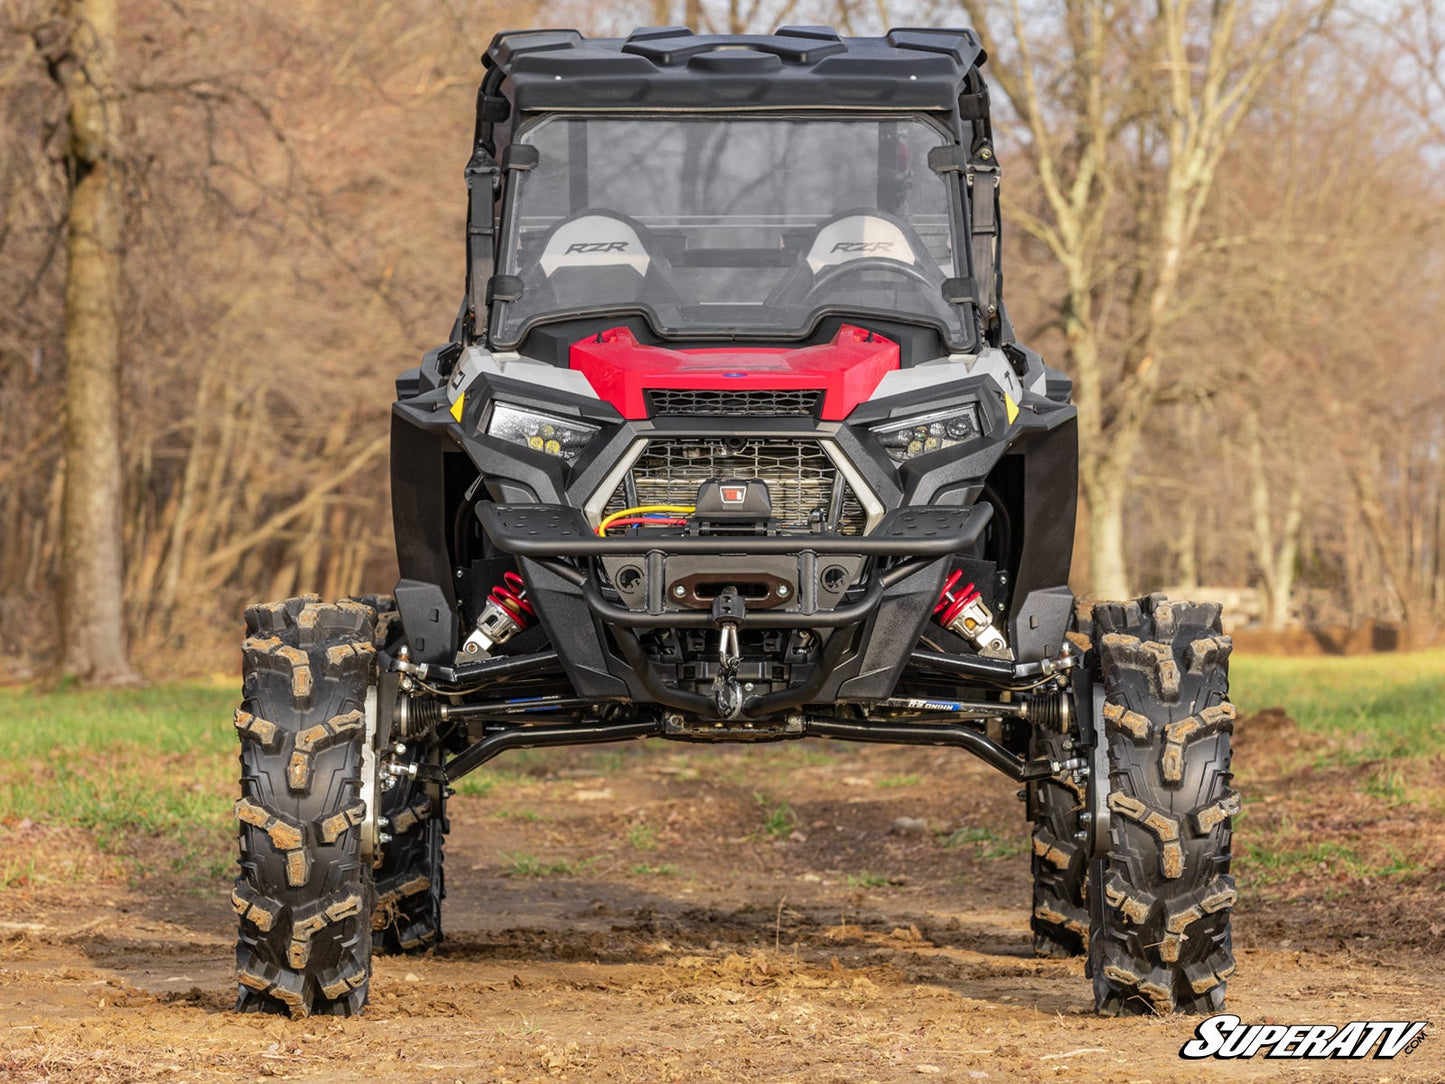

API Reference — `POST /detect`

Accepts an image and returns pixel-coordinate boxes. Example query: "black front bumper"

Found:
[478,502,993,716]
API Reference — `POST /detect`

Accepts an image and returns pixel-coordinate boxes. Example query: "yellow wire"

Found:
[596,504,696,536]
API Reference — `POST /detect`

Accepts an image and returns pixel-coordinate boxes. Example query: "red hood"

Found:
[569,325,900,421]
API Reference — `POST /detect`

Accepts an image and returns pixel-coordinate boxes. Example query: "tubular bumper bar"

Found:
[478,503,992,557]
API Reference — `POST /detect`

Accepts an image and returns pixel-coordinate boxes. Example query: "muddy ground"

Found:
[2,710,1443,1083]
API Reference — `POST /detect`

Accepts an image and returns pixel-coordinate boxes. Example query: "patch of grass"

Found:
[452,767,533,797]
[877,773,920,789]
[754,794,797,839]
[1238,839,1423,886]
[846,871,890,888]
[0,683,237,887]
[1240,840,1361,884]
[626,823,658,851]
[943,825,1028,859]
[776,745,842,767]
[499,851,596,878]
[1232,648,1445,764]
[1,854,37,889]
[491,809,543,822]
[630,862,679,877]
[1360,764,1408,805]
[588,751,626,774]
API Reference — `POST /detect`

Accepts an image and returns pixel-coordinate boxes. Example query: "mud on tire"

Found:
[233,596,377,1016]
[1088,594,1238,1015]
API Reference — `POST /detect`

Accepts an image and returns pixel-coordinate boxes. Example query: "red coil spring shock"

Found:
[489,571,533,625]
[933,569,980,628]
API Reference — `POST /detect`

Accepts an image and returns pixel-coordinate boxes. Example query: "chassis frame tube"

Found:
[428,713,1047,785]
[801,716,1038,780]
[383,648,563,686]
[908,648,1075,684]
[442,719,664,782]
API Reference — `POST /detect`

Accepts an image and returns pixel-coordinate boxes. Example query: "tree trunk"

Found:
[56,0,139,684]
[1085,471,1129,602]
[1245,408,1302,631]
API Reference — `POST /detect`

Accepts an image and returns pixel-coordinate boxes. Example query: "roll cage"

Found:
[461,26,1007,351]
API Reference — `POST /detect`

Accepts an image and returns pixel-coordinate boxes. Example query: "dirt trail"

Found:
[2,725,1443,1083]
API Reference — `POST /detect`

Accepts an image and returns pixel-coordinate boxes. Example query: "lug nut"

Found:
[673,584,687,598]
[776,584,790,598]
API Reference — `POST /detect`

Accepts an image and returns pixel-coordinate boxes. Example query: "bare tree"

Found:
[1373,0,1445,144]
[959,0,1333,598]
[43,0,139,683]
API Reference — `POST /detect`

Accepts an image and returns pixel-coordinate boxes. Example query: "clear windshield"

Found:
[491,115,971,348]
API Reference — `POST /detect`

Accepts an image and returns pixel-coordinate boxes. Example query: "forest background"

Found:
[2,0,1443,683]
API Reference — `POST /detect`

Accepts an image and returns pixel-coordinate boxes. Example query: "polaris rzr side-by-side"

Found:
[232,26,1237,1018]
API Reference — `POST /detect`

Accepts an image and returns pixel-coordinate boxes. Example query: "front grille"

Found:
[602,437,867,534]
[646,388,822,417]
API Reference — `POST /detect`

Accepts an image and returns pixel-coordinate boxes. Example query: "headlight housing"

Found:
[869,404,982,462]
[486,403,599,462]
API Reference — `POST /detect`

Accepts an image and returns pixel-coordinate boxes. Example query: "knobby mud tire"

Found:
[233,596,378,1016]
[1088,595,1238,1016]
[1027,601,1094,957]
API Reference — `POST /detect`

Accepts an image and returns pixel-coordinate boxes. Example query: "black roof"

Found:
[482,26,985,113]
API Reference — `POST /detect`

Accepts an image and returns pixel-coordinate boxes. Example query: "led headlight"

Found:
[486,403,598,462]
[870,404,982,462]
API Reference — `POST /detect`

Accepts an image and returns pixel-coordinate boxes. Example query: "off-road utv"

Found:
[232,26,1237,1018]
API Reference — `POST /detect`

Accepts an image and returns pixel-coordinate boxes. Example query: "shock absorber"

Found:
[934,570,1013,660]
[461,571,533,657]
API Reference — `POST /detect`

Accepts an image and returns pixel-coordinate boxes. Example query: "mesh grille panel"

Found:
[602,438,866,535]
[645,388,822,417]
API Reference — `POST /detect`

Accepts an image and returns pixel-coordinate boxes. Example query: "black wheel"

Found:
[232,596,377,1016]
[372,734,447,954]
[350,594,449,954]
[1027,603,1092,957]
[1088,594,1238,1015]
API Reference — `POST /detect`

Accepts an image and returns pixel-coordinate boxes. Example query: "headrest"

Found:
[539,215,652,276]
[805,215,917,273]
